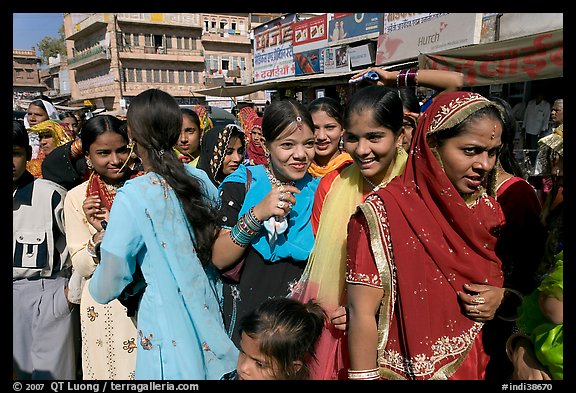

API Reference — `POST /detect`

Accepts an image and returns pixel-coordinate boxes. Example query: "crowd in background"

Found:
[13,69,563,382]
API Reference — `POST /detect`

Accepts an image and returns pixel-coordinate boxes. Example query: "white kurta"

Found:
[64,181,137,380]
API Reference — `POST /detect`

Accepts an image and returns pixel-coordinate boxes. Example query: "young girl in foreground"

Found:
[222,297,326,380]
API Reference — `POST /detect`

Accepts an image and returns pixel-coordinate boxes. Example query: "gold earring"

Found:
[86,158,93,170]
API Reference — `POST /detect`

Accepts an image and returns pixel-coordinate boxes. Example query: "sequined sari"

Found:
[347,92,505,379]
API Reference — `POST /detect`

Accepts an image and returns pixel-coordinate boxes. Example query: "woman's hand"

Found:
[458,283,505,322]
[82,195,109,232]
[509,336,552,380]
[252,185,300,222]
[330,305,348,332]
[349,67,397,86]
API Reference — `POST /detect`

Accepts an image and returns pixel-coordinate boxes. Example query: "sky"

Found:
[13,13,65,53]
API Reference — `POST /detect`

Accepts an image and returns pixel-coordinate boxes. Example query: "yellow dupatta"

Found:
[294,148,407,311]
[308,153,353,178]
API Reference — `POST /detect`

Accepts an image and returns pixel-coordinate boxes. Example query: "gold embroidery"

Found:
[87,306,98,322]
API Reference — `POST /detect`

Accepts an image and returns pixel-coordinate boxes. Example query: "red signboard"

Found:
[419,29,563,86]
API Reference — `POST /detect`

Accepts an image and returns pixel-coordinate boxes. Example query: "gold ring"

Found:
[474,296,486,305]
[277,201,286,209]
[279,192,285,201]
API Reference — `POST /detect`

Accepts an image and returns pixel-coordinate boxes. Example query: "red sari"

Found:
[346,92,505,379]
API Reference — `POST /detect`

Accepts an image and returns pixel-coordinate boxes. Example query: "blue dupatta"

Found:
[219,164,319,262]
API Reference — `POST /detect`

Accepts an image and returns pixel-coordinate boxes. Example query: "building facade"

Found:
[63,13,281,111]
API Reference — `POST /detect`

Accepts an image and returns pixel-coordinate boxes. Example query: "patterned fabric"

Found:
[245,117,269,166]
[89,166,238,379]
[192,104,214,133]
[291,149,406,380]
[346,91,505,379]
[197,124,245,186]
[26,120,75,178]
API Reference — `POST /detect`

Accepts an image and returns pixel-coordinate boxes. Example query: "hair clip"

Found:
[296,116,303,130]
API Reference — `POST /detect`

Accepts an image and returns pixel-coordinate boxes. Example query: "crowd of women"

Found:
[13,67,563,382]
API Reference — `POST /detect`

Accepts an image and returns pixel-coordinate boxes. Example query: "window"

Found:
[165,35,172,49]
[193,70,199,84]
[127,68,135,82]
[222,56,229,71]
[153,69,160,83]
[161,69,167,83]
[204,19,209,32]
[133,33,139,47]
[184,37,190,50]
[168,70,174,84]
[135,69,142,82]
[220,19,228,30]
[185,70,192,84]
[176,36,182,49]
[144,34,152,47]
[205,55,212,71]
[178,70,185,84]
[212,56,218,71]
[231,21,237,31]
[146,69,152,83]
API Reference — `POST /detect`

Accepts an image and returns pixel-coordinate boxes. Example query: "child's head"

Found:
[13,120,31,185]
[236,298,326,380]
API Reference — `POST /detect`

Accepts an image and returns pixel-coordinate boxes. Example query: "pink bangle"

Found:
[405,69,418,87]
[396,69,407,88]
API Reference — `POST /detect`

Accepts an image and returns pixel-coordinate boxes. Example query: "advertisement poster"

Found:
[293,14,327,46]
[293,14,328,76]
[294,49,324,76]
[253,14,298,82]
[328,13,382,45]
[323,45,350,74]
[376,13,482,66]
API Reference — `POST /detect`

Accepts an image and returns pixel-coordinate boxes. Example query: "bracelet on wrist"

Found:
[70,139,83,160]
[86,233,101,261]
[348,367,380,380]
[230,209,263,247]
[497,288,524,321]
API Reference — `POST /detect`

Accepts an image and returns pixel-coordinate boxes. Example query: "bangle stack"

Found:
[230,207,263,247]
[70,139,83,159]
[347,367,380,380]
[396,68,418,88]
[85,234,99,259]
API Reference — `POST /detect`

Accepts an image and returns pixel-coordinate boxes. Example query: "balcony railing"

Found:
[68,46,110,70]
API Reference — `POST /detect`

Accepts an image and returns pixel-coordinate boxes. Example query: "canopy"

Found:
[193,69,358,97]
[418,28,563,86]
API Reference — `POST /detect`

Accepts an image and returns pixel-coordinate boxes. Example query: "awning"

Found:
[193,70,359,97]
[418,28,563,86]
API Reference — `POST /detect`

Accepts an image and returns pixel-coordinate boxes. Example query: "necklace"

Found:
[362,174,390,192]
[265,166,295,188]
[103,181,123,196]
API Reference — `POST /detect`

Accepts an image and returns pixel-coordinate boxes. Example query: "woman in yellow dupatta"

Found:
[307,97,353,179]
[291,86,407,379]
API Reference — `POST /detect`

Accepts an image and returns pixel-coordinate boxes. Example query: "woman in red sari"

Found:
[345,91,509,380]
